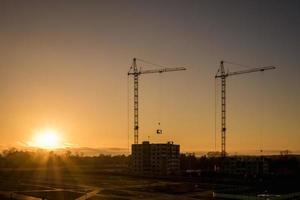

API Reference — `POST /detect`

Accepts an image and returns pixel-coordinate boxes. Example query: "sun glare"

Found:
[32,129,61,149]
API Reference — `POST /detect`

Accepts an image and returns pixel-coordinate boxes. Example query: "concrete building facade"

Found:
[131,141,180,176]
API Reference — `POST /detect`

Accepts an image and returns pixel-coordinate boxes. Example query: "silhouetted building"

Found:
[131,141,180,176]
[207,151,222,157]
[221,156,269,176]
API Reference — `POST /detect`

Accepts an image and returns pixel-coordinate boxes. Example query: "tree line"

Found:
[0,148,130,168]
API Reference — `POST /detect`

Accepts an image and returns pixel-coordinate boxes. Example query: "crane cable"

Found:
[135,58,180,69]
[157,73,162,134]
[127,74,130,154]
[223,60,253,69]
[127,61,135,153]
[135,58,166,135]
[260,71,265,155]
[214,78,217,151]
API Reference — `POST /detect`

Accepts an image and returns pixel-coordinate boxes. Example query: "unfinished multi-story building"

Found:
[131,141,180,176]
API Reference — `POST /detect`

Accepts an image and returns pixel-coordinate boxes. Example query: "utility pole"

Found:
[215,61,275,157]
[128,58,186,144]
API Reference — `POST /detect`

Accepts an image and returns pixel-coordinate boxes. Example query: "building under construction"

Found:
[131,141,180,176]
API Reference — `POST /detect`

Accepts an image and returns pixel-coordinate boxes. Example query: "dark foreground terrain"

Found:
[0,150,299,199]
[0,166,216,200]
[0,166,299,200]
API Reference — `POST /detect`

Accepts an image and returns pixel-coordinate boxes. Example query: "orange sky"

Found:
[0,1,299,153]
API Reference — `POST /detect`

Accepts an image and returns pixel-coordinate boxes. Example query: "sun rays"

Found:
[29,129,62,149]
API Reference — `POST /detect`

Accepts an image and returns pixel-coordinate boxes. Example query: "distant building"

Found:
[221,156,269,176]
[207,151,222,158]
[131,141,180,176]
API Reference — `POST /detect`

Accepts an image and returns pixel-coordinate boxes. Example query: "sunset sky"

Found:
[0,0,299,153]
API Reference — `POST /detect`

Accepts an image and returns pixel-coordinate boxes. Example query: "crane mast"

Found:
[215,61,275,157]
[128,58,186,144]
[220,61,226,157]
[132,59,139,145]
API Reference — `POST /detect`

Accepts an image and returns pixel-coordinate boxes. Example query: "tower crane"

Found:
[128,58,186,144]
[215,61,276,157]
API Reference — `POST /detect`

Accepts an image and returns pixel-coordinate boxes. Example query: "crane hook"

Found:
[156,122,162,134]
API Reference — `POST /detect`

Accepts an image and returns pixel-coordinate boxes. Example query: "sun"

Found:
[32,129,61,149]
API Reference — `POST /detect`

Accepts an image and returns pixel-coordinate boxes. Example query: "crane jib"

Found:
[215,66,276,78]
